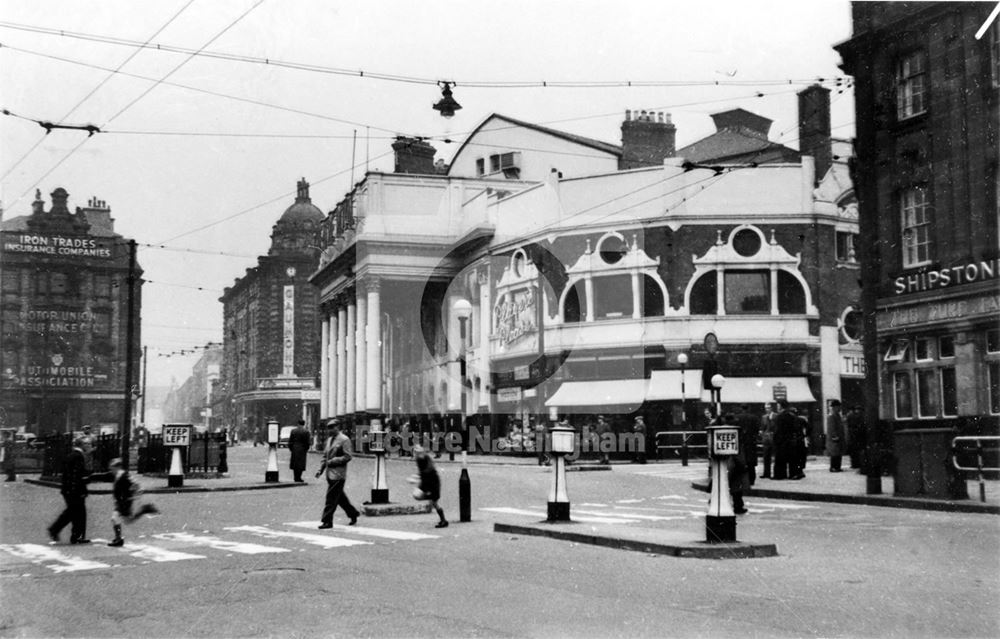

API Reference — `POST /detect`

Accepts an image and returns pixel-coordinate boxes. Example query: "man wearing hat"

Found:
[826,400,846,472]
[47,436,92,544]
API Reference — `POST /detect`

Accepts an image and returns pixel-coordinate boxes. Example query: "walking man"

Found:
[759,403,777,479]
[48,436,92,544]
[288,420,311,483]
[826,400,846,472]
[315,421,359,528]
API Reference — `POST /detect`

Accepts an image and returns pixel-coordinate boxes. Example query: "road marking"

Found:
[118,543,205,562]
[574,508,687,522]
[226,525,372,548]
[285,521,438,541]
[0,544,109,573]
[480,507,641,524]
[154,532,289,554]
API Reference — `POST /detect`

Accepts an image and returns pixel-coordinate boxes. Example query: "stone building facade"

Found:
[217,180,323,438]
[836,2,999,445]
[0,188,142,435]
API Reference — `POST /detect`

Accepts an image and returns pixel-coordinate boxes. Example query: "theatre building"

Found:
[836,3,999,442]
[311,86,857,448]
[217,179,323,434]
[0,188,142,435]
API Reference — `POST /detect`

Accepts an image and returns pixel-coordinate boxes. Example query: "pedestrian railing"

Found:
[951,436,1000,503]
[656,430,708,466]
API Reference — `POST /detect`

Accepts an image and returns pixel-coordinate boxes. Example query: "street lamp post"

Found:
[369,419,389,504]
[452,298,473,522]
[678,352,689,466]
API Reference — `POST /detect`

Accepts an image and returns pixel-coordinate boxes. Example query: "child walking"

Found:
[90,458,159,547]
[410,447,448,528]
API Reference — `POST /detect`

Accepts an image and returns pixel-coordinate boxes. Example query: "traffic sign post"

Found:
[705,425,739,543]
[163,424,192,488]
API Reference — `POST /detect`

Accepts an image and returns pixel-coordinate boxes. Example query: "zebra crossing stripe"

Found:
[153,532,289,554]
[284,522,438,541]
[574,508,687,522]
[226,526,372,548]
[0,544,109,573]
[116,543,205,562]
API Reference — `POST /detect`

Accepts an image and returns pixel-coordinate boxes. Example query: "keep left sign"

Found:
[162,424,192,447]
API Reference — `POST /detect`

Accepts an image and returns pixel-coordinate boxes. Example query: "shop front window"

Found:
[916,369,939,418]
[990,362,1000,415]
[940,367,957,417]
[894,371,913,418]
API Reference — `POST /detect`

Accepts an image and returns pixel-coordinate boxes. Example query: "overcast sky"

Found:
[0,0,855,388]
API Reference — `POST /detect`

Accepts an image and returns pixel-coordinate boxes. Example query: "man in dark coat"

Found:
[826,400,846,472]
[48,437,92,544]
[771,400,798,480]
[846,405,865,470]
[735,404,760,487]
[288,420,311,483]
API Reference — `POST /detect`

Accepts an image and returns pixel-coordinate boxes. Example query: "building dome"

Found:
[279,178,324,224]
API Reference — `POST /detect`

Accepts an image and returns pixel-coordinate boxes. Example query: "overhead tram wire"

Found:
[0,20,852,90]
[0,1,195,183]
[0,43,402,136]
[7,0,269,209]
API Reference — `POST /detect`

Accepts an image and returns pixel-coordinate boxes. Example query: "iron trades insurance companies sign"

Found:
[2,233,113,259]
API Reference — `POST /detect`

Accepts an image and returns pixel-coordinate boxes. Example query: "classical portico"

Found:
[318,279,383,422]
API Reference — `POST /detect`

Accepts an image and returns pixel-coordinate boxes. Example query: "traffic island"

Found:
[493,521,778,559]
[362,502,432,517]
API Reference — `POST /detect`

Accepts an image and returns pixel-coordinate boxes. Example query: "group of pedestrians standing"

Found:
[761,400,809,480]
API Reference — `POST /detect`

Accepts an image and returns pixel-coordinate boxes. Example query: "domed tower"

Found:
[268,178,324,255]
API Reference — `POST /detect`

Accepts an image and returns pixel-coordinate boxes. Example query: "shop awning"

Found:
[545,379,649,409]
[696,376,815,404]
[647,369,704,401]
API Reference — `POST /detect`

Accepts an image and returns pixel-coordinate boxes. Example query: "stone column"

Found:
[366,278,382,412]
[320,316,330,418]
[334,308,340,417]
[584,275,595,322]
[336,304,347,416]
[631,271,641,319]
[346,298,357,415]
[355,289,367,415]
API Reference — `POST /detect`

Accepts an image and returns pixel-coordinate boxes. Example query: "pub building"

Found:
[310,86,858,450]
[0,188,142,435]
[835,3,999,455]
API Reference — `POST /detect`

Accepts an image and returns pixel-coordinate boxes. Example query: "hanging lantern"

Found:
[432,81,462,118]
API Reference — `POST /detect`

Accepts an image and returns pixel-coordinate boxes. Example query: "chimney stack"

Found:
[392,137,438,174]
[797,84,832,183]
[620,110,676,170]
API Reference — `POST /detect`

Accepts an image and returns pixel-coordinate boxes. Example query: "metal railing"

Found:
[951,436,1000,503]
[656,430,708,466]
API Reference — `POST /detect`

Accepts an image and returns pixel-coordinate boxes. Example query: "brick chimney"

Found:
[619,110,676,170]
[392,136,438,174]
[797,84,832,183]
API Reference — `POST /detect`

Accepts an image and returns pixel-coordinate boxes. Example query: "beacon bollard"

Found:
[264,420,279,483]
[705,424,739,542]
[547,421,575,522]
[369,419,389,504]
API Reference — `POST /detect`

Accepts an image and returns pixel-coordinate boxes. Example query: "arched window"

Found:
[777,270,806,314]
[641,274,664,317]
[689,272,717,314]
[563,280,584,323]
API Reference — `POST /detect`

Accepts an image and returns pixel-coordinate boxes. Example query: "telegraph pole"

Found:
[140,344,148,427]
[120,239,137,467]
